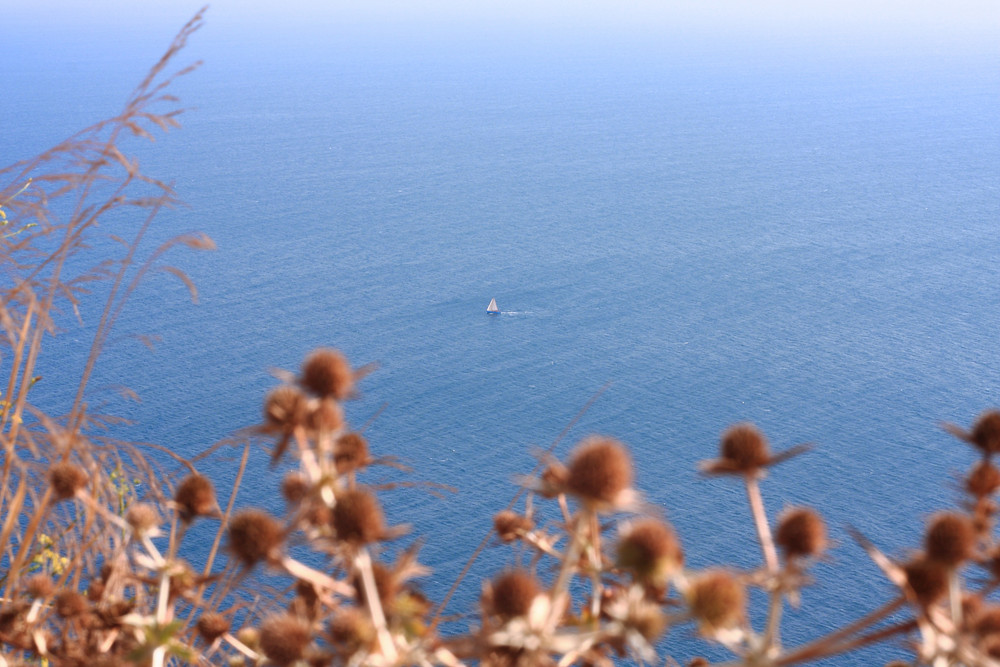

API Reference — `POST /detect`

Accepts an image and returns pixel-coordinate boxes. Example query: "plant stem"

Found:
[745,476,778,573]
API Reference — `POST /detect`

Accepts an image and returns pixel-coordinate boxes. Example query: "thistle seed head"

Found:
[974,605,1000,637]
[335,432,370,474]
[629,602,667,641]
[301,348,354,400]
[25,574,54,599]
[174,474,217,521]
[264,385,309,432]
[687,571,745,631]
[617,518,683,586]
[493,510,534,543]
[236,627,260,649]
[903,557,949,607]
[282,472,310,505]
[228,510,284,567]
[925,512,976,567]
[566,436,633,506]
[306,397,344,434]
[259,614,311,666]
[972,411,1000,455]
[539,463,569,498]
[197,612,230,644]
[489,570,540,619]
[775,507,827,560]
[49,462,87,501]
[968,460,1000,498]
[719,423,770,473]
[329,608,375,653]
[54,591,88,618]
[125,503,160,537]
[332,488,384,545]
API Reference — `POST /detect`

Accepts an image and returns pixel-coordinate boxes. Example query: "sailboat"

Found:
[486,298,500,315]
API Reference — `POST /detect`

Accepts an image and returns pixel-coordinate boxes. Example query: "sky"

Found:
[6,0,999,52]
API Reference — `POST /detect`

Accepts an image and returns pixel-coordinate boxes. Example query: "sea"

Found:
[3,10,1000,665]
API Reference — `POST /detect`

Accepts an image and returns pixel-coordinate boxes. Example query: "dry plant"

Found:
[4,9,1000,667]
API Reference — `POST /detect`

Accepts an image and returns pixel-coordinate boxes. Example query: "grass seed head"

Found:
[903,557,949,607]
[174,474,217,521]
[972,411,1000,455]
[493,510,534,543]
[335,432,370,474]
[264,385,309,432]
[566,436,633,506]
[260,614,312,666]
[687,571,745,631]
[197,612,230,644]
[332,488,384,545]
[228,509,284,567]
[617,518,683,586]
[719,423,770,473]
[301,348,354,400]
[775,507,827,560]
[489,570,540,619]
[925,512,976,567]
[49,462,87,501]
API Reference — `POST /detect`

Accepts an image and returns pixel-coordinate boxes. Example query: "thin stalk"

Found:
[745,475,778,573]
[761,586,784,656]
[776,619,917,665]
[587,510,603,625]
[0,296,35,433]
[356,547,398,662]
[3,486,53,597]
[949,569,962,631]
[775,596,905,665]
[549,511,586,630]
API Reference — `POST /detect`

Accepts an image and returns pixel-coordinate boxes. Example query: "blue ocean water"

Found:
[4,18,1000,664]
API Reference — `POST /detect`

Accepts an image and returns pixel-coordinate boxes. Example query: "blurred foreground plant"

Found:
[4,10,1000,667]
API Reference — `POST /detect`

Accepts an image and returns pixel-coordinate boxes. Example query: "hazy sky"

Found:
[9,0,999,44]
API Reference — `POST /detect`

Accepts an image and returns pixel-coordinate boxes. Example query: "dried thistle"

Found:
[687,570,745,631]
[775,507,827,560]
[332,488,385,545]
[967,460,1000,498]
[566,436,634,508]
[903,556,949,608]
[259,614,312,666]
[616,518,683,587]
[487,571,541,619]
[944,410,1000,456]
[197,612,230,644]
[301,348,355,400]
[228,509,284,567]
[493,510,534,543]
[924,512,976,567]
[174,474,218,521]
[335,432,371,474]
[49,462,88,501]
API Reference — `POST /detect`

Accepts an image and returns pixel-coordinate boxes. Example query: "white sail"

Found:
[487,298,499,313]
